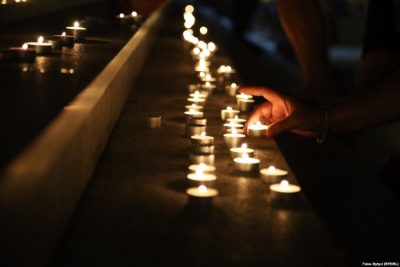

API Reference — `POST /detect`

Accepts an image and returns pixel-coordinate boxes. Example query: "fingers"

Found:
[266,116,296,137]
[238,86,282,102]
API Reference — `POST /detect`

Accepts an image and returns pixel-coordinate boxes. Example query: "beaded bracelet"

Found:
[316,105,330,144]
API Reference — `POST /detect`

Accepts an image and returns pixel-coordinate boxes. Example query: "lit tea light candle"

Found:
[230,143,254,158]
[189,153,215,165]
[236,93,253,105]
[117,13,132,25]
[200,26,208,35]
[207,42,217,52]
[185,104,203,112]
[188,163,216,173]
[227,115,246,125]
[184,109,204,119]
[189,91,207,99]
[223,121,244,132]
[130,11,143,24]
[217,65,235,78]
[191,132,214,146]
[54,32,74,47]
[26,36,52,54]
[187,169,216,187]
[221,106,240,121]
[223,128,246,148]
[234,153,260,172]
[184,123,205,138]
[225,83,239,97]
[66,21,87,42]
[9,43,36,61]
[269,180,301,201]
[187,96,205,105]
[201,81,216,91]
[248,121,268,137]
[200,74,216,82]
[186,185,218,203]
[238,98,255,113]
[260,166,288,184]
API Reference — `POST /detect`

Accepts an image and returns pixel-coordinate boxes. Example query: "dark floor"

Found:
[50,2,400,267]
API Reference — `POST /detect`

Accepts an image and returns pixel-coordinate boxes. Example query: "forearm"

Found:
[330,71,400,134]
[276,0,333,96]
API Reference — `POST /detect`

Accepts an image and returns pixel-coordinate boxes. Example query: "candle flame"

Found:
[120,13,124,18]
[38,36,44,43]
[231,83,237,88]
[199,163,206,169]
[207,42,216,51]
[200,132,206,136]
[205,82,210,87]
[241,143,247,149]
[200,26,208,34]
[242,153,249,159]
[74,21,79,28]
[199,71,205,77]
[231,128,237,134]
[132,11,137,16]
[193,47,200,54]
[280,180,289,188]
[205,74,211,79]
[234,115,238,119]
[256,121,262,126]
[268,166,276,173]
[198,185,207,193]
[185,5,194,13]
[220,65,226,71]
[226,66,232,71]
[62,32,66,37]
[191,104,197,108]
[22,43,28,49]
[227,106,232,111]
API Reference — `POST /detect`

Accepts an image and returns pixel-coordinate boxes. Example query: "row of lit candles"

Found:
[7,10,144,61]
[181,6,301,202]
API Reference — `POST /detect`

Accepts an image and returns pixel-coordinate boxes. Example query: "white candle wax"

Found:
[236,93,253,105]
[189,91,207,99]
[230,143,254,159]
[26,36,52,54]
[200,74,216,82]
[269,180,301,201]
[227,115,246,124]
[260,166,288,183]
[234,153,260,172]
[186,185,218,198]
[188,163,216,173]
[223,121,244,132]
[248,121,268,137]
[187,97,205,105]
[185,104,203,112]
[184,109,204,118]
[221,106,240,121]
[191,132,214,146]
[187,170,216,182]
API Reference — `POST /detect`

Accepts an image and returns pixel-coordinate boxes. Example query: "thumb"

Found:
[266,117,297,137]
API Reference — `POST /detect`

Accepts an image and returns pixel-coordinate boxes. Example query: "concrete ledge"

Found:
[0,5,165,267]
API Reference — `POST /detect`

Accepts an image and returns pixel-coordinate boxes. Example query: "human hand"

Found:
[239,86,325,137]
